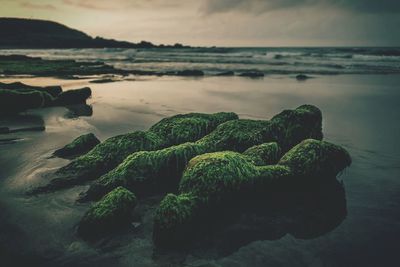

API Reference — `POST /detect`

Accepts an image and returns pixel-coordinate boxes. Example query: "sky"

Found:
[1,0,400,46]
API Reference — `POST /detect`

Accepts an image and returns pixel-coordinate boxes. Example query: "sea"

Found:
[0,47,400,75]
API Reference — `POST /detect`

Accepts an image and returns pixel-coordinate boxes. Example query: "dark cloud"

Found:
[202,0,400,14]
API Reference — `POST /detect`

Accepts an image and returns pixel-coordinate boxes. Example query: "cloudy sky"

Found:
[1,0,400,46]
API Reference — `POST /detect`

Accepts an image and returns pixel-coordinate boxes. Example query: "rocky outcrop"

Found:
[54,133,100,159]
[153,139,351,246]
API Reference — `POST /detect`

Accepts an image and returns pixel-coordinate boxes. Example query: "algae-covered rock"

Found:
[30,112,237,194]
[243,142,281,166]
[153,139,351,247]
[53,87,92,106]
[278,139,352,179]
[81,143,207,201]
[81,105,322,202]
[149,112,238,145]
[0,89,52,113]
[0,81,62,97]
[77,186,137,239]
[53,133,100,159]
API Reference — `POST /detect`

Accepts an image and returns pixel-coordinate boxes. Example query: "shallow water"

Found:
[0,74,399,267]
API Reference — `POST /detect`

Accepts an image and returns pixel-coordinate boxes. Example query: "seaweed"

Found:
[77,186,137,239]
[53,133,100,159]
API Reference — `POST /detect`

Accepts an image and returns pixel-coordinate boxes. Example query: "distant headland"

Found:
[0,17,189,49]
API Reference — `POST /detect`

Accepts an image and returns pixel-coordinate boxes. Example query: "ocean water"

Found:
[0,73,399,267]
[1,47,400,75]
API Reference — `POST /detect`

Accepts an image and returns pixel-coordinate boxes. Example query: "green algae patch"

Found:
[269,104,323,151]
[82,142,207,201]
[278,139,352,178]
[198,119,270,152]
[82,105,324,202]
[150,112,238,145]
[153,139,351,247]
[77,186,137,239]
[153,193,200,246]
[53,133,100,159]
[243,142,281,165]
[31,112,237,195]
[179,151,259,200]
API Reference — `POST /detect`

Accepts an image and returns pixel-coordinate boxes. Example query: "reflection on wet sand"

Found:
[64,104,93,118]
[154,178,346,259]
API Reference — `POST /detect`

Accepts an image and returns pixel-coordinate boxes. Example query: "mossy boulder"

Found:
[81,105,323,202]
[149,112,238,145]
[0,89,53,114]
[81,143,207,201]
[243,142,281,165]
[53,87,92,106]
[153,139,351,247]
[53,133,100,159]
[30,112,237,194]
[0,81,62,97]
[77,186,137,239]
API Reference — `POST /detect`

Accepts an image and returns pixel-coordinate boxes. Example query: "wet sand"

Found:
[0,74,399,267]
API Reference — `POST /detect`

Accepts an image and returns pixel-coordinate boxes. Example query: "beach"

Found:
[1,73,399,266]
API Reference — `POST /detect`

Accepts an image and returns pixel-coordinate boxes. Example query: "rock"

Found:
[243,142,281,166]
[238,71,264,78]
[215,71,235,76]
[53,87,92,106]
[89,78,116,84]
[176,70,204,77]
[53,133,100,159]
[77,187,137,239]
[296,74,311,81]
[0,82,62,97]
[80,105,323,202]
[0,89,51,114]
[29,112,238,195]
[153,139,351,247]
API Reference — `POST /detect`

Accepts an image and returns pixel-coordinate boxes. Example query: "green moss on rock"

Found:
[153,139,351,247]
[53,133,100,159]
[243,142,281,165]
[81,105,323,202]
[278,139,352,178]
[0,89,51,113]
[31,112,237,194]
[149,112,238,145]
[77,186,137,239]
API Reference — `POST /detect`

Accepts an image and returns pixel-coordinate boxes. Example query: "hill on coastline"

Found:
[0,18,187,49]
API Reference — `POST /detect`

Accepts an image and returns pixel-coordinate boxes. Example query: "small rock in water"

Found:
[296,74,311,81]
[176,70,204,76]
[215,71,235,76]
[239,71,264,78]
